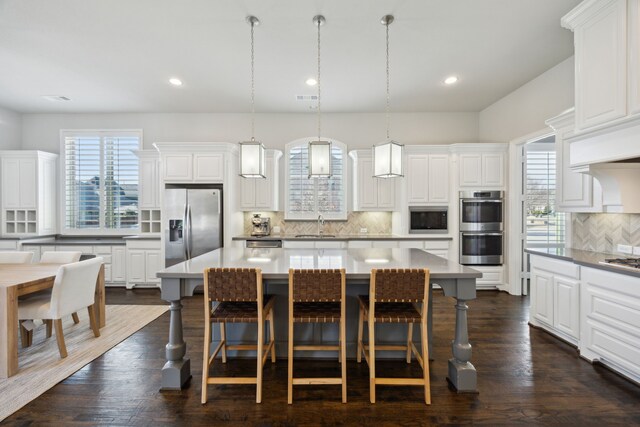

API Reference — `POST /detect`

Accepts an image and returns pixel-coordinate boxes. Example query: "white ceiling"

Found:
[0,0,581,114]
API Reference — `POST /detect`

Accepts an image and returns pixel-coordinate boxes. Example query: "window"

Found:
[62,130,141,233]
[525,142,565,247]
[285,139,347,220]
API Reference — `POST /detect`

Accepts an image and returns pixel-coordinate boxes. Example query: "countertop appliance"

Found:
[409,206,448,234]
[599,257,640,271]
[164,184,223,267]
[251,214,271,236]
[459,190,504,265]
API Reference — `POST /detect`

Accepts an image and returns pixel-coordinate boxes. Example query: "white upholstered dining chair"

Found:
[18,257,104,358]
[40,251,82,264]
[0,251,33,263]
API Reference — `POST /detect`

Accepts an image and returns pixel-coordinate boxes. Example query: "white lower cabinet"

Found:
[529,255,580,344]
[126,239,162,288]
[580,266,640,384]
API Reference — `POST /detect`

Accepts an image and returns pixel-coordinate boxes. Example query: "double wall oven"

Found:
[459,191,504,265]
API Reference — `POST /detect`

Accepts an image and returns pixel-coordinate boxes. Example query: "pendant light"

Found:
[373,14,403,178]
[239,15,266,178]
[308,15,332,178]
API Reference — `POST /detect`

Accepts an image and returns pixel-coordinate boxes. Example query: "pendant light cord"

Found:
[317,17,321,142]
[250,19,256,141]
[385,19,390,140]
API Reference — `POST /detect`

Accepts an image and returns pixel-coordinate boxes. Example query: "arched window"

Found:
[285,137,347,220]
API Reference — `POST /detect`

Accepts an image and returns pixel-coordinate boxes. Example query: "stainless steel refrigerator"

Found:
[164,184,223,267]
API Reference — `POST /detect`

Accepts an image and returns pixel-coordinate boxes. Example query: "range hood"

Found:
[568,117,640,213]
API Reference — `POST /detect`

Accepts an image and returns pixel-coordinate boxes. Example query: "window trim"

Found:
[284,137,348,221]
[59,129,143,235]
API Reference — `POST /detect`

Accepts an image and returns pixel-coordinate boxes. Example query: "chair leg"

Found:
[27,328,33,347]
[268,310,276,363]
[201,319,211,404]
[369,320,376,403]
[88,305,100,338]
[20,324,29,348]
[53,319,67,358]
[287,319,294,404]
[256,317,264,403]
[220,323,227,363]
[406,323,414,363]
[71,312,80,324]
[340,316,347,404]
[45,320,52,338]
[420,320,431,405]
[357,306,363,363]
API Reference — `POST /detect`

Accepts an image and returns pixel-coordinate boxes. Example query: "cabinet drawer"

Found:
[348,241,373,249]
[93,246,112,255]
[55,245,94,254]
[315,241,345,249]
[371,241,398,248]
[423,240,450,250]
[529,255,580,279]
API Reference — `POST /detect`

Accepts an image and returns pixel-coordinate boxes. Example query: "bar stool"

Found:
[288,268,347,404]
[357,268,431,405]
[201,268,276,404]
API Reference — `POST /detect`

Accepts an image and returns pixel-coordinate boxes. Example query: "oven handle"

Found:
[461,232,503,236]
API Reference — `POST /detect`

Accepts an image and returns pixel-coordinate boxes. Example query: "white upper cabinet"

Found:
[546,109,603,212]
[457,152,505,188]
[239,150,282,211]
[155,143,233,184]
[562,0,640,132]
[350,150,396,211]
[137,150,161,209]
[0,151,57,236]
[406,152,450,205]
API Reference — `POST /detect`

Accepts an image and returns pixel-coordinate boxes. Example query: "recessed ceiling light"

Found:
[444,76,458,85]
[42,95,71,102]
[306,78,317,86]
[169,78,183,86]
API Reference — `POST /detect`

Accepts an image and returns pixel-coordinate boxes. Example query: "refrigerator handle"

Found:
[214,190,221,214]
[183,203,189,260]
[187,204,193,259]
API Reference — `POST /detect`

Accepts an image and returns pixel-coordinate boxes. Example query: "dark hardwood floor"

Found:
[5,289,640,426]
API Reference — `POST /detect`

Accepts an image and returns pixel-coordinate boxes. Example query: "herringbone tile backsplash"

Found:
[243,211,392,235]
[573,213,640,252]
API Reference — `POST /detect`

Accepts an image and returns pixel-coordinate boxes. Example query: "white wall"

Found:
[478,56,574,143]
[0,106,22,149]
[21,112,478,152]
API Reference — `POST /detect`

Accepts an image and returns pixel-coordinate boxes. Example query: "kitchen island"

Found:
[156,247,482,393]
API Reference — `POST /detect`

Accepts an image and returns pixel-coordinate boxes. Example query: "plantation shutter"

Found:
[104,136,139,229]
[64,135,101,229]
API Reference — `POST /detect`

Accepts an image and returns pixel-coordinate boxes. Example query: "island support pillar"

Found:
[160,278,191,390]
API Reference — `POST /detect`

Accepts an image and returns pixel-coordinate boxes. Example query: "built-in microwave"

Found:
[409,206,448,234]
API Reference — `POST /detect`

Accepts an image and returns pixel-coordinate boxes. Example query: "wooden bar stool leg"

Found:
[369,317,376,403]
[340,315,347,403]
[421,320,431,405]
[406,323,414,363]
[287,318,294,404]
[357,306,364,363]
[53,319,67,358]
[220,323,227,363]
[269,310,276,363]
[256,318,264,403]
[201,317,211,404]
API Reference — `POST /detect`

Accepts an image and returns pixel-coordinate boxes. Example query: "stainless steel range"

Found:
[599,257,640,271]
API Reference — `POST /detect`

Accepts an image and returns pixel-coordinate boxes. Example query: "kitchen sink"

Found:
[294,234,336,238]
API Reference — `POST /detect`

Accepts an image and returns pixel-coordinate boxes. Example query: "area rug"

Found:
[0,304,168,421]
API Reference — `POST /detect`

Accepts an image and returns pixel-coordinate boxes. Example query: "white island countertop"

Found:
[157,247,481,280]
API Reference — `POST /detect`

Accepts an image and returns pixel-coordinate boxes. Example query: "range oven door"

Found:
[459,199,503,231]
[459,232,503,265]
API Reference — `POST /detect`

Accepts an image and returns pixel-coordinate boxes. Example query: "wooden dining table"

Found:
[0,263,106,379]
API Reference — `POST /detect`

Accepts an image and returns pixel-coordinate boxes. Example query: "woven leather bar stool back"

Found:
[288,268,347,404]
[357,268,431,405]
[201,268,276,404]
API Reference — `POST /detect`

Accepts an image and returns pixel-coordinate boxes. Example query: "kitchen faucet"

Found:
[317,214,325,236]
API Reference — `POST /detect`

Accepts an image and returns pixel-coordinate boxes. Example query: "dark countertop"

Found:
[525,247,640,278]
[0,235,56,241]
[233,234,453,241]
[21,237,127,246]
[122,235,161,240]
